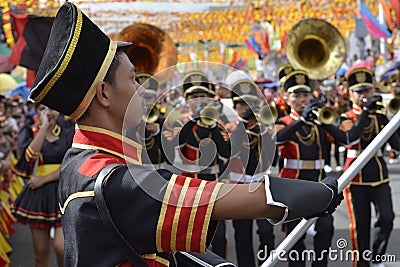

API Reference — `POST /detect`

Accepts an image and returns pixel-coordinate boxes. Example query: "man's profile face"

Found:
[111,53,145,129]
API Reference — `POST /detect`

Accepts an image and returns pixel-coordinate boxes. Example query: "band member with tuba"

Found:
[340,68,400,267]
[228,80,276,267]
[126,72,169,168]
[275,70,367,267]
[31,3,343,266]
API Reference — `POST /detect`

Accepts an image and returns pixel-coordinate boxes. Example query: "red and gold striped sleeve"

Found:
[156,174,222,253]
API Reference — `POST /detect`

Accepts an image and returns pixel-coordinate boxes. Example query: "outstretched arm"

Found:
[212,176,341,224]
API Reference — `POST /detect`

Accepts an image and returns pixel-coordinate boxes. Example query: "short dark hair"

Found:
[103,48,125,86]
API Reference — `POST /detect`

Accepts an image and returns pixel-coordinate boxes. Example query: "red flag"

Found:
[9,13,53,87]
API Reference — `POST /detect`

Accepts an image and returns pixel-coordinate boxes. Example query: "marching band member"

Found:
[275,70,366,267]
[340,68,400,267]
[176,71,230,258]
[228,80,275,267]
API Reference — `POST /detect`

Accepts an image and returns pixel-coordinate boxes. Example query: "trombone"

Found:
[309,106,338,125]
[199,103,221,127]
[142,103,160,123]
[388,96,400,114]
[256,103,279,126]
[373,96,400,115]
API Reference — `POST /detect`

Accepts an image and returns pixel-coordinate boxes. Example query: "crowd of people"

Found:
[0,2,400,267]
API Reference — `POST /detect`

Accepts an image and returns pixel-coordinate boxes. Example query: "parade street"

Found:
[8,155,400,267]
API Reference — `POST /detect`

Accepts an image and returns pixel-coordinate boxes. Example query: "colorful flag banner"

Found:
[360,2,392,38]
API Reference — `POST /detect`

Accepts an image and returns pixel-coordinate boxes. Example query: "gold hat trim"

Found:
[347,68,373,79]
[287,85,311,93]
[34,7,83,102]
[183,71,208,84]
[232,95,258,102]
[145,89,157,95]
[278,63,292,75]
[70,40,118,119]
[184,85,213,97]
[349,82,373,91]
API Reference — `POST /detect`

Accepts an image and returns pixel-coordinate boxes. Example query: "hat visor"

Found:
[184,86,214,97]
[287,86,311,94]
[232,95,258,102]
[351,85,373,92]
[117,42,132,51]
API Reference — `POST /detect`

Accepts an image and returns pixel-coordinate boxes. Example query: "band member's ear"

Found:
[95,82,111,107]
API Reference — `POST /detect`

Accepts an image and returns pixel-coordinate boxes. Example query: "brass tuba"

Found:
[118,23,177,84]
[285,18,346,80]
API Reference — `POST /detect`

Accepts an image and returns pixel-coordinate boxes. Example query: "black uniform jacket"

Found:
[59,125,222,266]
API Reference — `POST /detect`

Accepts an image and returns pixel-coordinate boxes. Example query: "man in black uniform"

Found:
[28,3,342,266]
[175,71,230,258]
[275,70,368,267]
[340,68,400,267]
[228,79,276,267]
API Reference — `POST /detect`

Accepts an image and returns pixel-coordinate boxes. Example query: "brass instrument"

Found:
[312,106,338,125]
[119,23,177,84]
[285,18,346,80]
[199,105,220,127]
[379,74,399,93]
[257,104,278,125]
[378,79,392,93]
[142,104,160,123]
[388,96,400,114]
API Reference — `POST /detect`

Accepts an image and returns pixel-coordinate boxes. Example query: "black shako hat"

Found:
[135,72,159,97]
[347,68,374,92]
[277,63,294,84]
[283,70,312,93]
[231,79,259,103]
[29,2,131,119]
[182,71,214,97]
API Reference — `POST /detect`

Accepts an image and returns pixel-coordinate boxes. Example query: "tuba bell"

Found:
[118,23,177,84]
[285,18,346,80]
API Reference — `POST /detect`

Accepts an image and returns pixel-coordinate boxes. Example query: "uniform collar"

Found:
[352,104,363,115]
[289,110,301,120]
[72,125,142,164]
